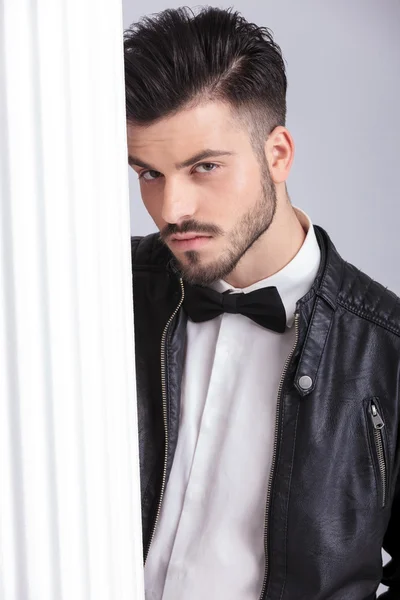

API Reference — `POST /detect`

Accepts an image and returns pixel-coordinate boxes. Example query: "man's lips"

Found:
[171,233,211,241]
[169,233,213,250]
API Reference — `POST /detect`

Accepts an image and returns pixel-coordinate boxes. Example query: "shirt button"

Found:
[298,375,313,390]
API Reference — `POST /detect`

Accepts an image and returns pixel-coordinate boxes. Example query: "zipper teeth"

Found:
[259,312,300,600]
[144,278,185,563]
[372,424,387,508]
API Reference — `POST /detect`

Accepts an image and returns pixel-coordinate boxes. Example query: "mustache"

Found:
[160,220,223,240]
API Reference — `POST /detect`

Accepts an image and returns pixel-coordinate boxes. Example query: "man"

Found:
[124,7,399,599]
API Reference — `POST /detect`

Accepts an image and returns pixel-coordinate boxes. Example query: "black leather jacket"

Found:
[131,225,400,600]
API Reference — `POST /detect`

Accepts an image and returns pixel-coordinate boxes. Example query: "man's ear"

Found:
[265,126,295,184]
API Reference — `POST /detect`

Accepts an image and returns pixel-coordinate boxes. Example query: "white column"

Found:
[0,0,144,598]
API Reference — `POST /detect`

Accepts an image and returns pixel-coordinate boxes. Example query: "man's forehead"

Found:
[126,102,252,171]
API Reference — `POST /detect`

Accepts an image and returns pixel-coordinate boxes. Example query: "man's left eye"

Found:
[195,163,218,173]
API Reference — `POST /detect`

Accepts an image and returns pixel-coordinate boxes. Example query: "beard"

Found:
[161,163,277,286]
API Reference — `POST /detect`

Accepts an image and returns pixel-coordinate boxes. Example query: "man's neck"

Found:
[224,201,307,289]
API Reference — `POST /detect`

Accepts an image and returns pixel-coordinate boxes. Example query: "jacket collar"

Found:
[293,226,344,397]
[311,226,344,310]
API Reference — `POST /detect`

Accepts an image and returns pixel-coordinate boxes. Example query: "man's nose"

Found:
[161,179,197,225]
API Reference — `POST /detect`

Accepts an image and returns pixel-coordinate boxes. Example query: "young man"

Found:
[124,7,399,599]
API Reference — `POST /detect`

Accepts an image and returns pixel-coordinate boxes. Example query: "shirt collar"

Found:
[211,207,321,328]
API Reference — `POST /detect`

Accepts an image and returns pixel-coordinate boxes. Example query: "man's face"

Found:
[127,101,277,285]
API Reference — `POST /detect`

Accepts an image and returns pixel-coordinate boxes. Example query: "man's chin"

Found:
[177,255,233,287]
[173,259,209,286]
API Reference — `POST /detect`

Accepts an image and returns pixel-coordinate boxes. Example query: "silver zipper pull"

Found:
[371,403,385,430]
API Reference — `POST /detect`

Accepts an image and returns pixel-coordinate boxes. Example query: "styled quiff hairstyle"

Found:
[124,7,287,152]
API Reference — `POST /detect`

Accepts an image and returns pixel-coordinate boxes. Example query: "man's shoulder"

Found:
[337,258,400,337]
[316,225,400,337]
[130,233,172,271]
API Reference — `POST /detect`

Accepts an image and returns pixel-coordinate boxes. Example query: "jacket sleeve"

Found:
[380,467,400,597]
[131,236,142,263]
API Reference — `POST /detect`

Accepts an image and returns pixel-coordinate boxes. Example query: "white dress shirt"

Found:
[144,208,321,599]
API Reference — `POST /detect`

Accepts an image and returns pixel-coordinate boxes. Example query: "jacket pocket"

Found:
[366,397,388,508]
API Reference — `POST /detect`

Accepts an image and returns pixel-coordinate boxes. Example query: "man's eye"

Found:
[141,170,161,181]
[194,163,218,173]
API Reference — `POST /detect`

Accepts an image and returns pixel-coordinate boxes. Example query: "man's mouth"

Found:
[169,233,213,250]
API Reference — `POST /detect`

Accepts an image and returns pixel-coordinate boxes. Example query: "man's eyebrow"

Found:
[128,149,235,171]
[128,155,152,169]
[176,149,235,169]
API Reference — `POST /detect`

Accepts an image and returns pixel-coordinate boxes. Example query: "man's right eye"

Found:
[140,170,162,181]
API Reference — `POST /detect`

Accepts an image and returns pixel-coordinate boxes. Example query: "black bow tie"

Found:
[183,284,287,333]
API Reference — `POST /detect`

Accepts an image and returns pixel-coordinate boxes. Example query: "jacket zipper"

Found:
[369,401,387,508]
[259,312,300,600]
[144,278,185,563]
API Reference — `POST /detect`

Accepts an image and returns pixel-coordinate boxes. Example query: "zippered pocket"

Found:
[368,399,387,508]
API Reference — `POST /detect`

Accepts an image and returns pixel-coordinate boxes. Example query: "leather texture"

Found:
[131,226,400,599]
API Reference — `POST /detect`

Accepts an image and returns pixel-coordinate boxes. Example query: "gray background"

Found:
[123,0,399,594]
